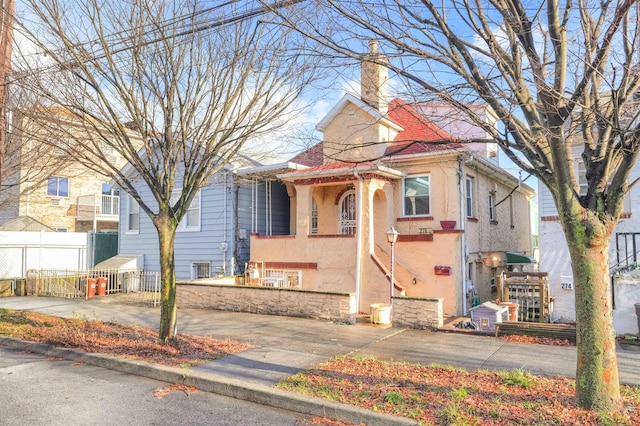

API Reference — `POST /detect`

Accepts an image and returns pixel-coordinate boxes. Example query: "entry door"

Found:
[339,191,356,235]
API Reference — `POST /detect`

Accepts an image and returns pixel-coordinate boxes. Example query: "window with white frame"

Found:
[338,190,356,235]
[465,177,474,218]
[47,176,69,197]
[191,262,211,279]
[489,192,496,221]
[127,195,139,233]
[577,161,588,195]
[403,175,430,216]
[171,189,201,231]
[311,197,318,234]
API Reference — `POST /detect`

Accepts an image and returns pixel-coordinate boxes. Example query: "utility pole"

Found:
[0,0,14,194]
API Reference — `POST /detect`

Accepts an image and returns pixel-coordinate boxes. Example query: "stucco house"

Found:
[247,41,535,318]
[539,149,640,334]
[0,108,127,232]
[117,154,298,280]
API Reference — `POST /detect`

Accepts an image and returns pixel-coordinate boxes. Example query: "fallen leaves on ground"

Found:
[499,334,574,346]
[0,308,254,367]
[277,356,640,425]
[153,383,197,399]
[3,307,637,425]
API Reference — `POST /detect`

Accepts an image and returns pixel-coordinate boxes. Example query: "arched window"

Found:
[311,197,318,234]
[338,190,356,235]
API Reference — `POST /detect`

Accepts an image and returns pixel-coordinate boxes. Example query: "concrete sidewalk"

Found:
[1,296,640,424]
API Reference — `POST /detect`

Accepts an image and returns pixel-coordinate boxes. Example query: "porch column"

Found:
[296,185,312,238]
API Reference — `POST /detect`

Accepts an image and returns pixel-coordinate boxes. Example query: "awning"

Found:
[506,251,536,264]
[94,254,144,270]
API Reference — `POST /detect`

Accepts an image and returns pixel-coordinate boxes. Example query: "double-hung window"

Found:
[47,176,69,197]
[403,175,430,216]
[127,195,140,233]
[489,192,496,221]
[171,189,201,232]
[310,198,318,234]
[465,177,474,218]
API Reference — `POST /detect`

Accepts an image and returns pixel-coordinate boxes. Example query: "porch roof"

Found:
[277,161,404,182]
[236,161,308,178]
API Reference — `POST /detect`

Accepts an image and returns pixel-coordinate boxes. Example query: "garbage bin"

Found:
[97,277,107,296]
[87,278,97,298]
[370,303,392,325]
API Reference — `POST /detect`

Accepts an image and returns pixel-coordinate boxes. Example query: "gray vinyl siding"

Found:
[118,171,289,279]
[269,181,290,236]
[118,172,236,280]
[233,179,290,274]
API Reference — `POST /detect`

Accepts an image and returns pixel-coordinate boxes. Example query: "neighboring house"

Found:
[117,155,300,280]
[247,41,535,318]
[539,150,640,333]
[0,108,126,232]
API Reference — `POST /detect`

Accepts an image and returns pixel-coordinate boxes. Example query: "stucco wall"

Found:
[177,283,357,324]
[322,102,392,163]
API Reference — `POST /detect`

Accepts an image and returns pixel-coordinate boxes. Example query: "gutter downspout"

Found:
[458,155,468,316]
[354,170,363,314]
[222,173,227,275]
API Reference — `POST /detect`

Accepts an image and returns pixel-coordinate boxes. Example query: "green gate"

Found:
[90,231,118,267]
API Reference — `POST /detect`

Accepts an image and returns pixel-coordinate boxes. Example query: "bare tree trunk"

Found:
[565,215,621,411]
[155,214,178,344]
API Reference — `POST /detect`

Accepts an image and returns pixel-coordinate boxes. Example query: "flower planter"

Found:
[440,220,456,230]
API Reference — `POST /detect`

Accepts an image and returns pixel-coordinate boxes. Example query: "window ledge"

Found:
[466,217,479,223]
[398,216,434,222]
[490,220,498,225]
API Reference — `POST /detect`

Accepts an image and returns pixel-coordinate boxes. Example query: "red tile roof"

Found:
[386,98,463,156]
[288,141,324,167]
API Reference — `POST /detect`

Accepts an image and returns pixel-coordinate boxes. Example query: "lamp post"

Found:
[386,227,399,306]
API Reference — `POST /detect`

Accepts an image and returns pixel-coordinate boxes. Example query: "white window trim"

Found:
[191,261,211,279]
[338,190,356,235]
[465,176,474,218]
[47,176,70,198]
[174,190,201,232]
[402,174,431,217]
[126,195,140,235]
[489,192,496,221]
[310,197,318,234]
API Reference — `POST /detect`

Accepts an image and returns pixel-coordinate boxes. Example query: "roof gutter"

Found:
[278,163,404,182]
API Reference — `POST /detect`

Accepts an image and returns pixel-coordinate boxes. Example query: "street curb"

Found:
[0,336,417,426]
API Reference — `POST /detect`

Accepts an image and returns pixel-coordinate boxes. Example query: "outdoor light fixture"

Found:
[386,227,399,305]
[386,227,399,244]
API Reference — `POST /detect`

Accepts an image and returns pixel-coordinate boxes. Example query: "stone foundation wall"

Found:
[392,296,444,329]
[177,283,357,324]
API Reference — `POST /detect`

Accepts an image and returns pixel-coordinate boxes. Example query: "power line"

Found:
[9,0,308,85]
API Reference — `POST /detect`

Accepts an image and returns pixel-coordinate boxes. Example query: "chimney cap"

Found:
[368,39,379,54]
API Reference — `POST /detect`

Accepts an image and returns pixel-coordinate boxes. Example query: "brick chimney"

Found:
[361,39,389,114]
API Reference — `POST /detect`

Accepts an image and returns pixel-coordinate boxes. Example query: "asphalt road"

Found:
[0,346,307,426]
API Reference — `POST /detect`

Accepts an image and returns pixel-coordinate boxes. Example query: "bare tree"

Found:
[275,0,640,412]
[12,0,319,343]
[0,0,14,194]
